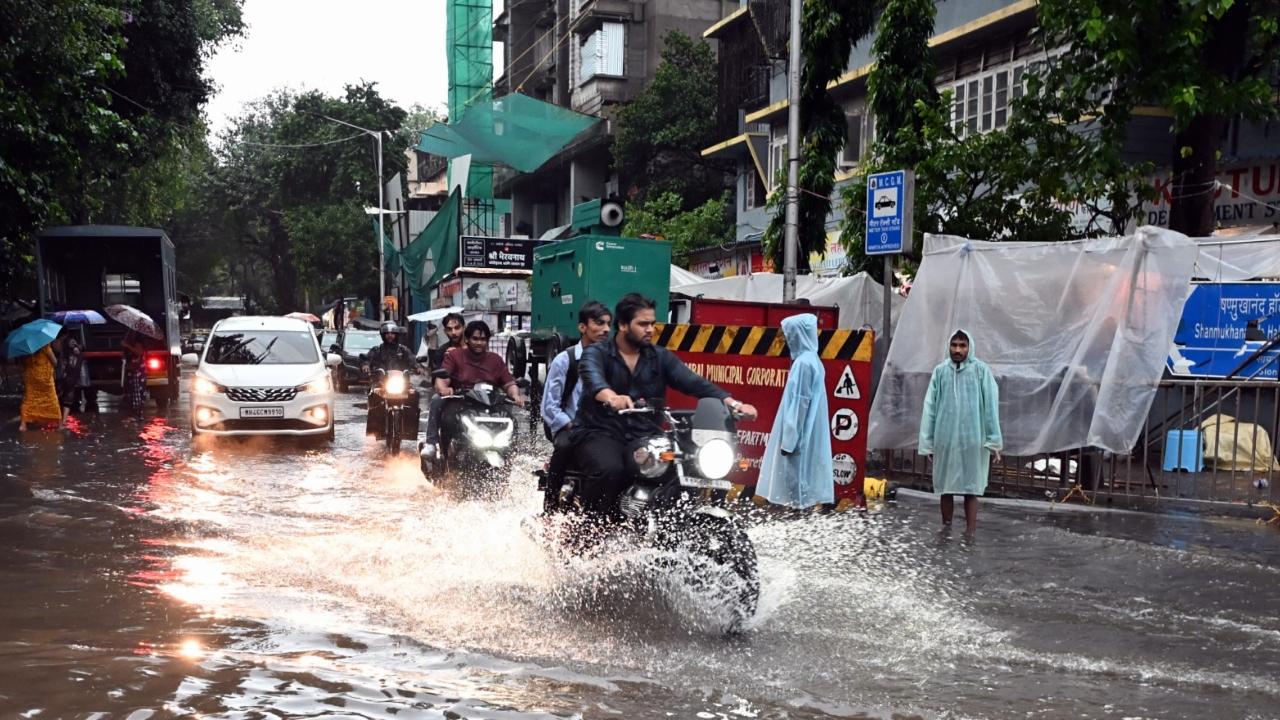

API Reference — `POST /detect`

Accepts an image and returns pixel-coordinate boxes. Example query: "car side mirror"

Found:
[416,355,430,363]
[180,353,199,367]
[325,353,342,368]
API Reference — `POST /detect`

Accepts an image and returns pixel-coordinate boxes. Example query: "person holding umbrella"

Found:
[55,328,88,424]
[121,330,149,415]
[4,319,62,431]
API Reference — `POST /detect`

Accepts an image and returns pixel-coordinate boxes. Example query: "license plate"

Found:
[240,406,285,418]
[680,476,733,491]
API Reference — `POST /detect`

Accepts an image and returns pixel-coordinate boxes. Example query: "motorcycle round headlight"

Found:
[385,373,407,395]
[696,438,736,480]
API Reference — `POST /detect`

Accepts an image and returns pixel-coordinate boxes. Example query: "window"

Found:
[769,136,785,191]
[206,330,320,365]
[745,165,767,210]
[579,22,623,83]
[952,62,1025,137]
[841,113,863,167]
[103,272,141,306]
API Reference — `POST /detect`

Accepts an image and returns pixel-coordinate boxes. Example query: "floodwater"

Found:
[2,386,1279,719]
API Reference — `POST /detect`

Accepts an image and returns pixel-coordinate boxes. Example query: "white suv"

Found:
[182,316,340,440]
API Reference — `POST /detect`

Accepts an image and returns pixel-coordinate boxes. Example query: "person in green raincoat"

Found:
[919,329,1003,531]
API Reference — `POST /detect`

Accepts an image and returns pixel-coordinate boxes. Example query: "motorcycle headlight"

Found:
[696,438,736,480]
[462,416,493,449]
[384,373,407,396]
[492,425,513,448]
[191,376,224,395]
[300,375,331,394]
[630,438,673,479]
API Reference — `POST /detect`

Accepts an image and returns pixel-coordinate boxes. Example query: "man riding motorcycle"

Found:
[365,322,421,438]
[421,320,525,462]
[573,293,758,517]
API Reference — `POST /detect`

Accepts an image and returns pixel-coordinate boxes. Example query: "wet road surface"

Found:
[2,385,1280,719]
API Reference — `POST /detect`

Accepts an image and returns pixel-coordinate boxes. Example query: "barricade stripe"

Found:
[835,329,865,360]
[665,324,690,351]
[753,327,779,356]
[681,325,711,353]
[727,326,753,355]
[656,324,678,348]
[706,325,728,354]
[764,329,789,357]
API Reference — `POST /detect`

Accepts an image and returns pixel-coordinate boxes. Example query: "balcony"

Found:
[572,75,630,116]
[573,0,636,34]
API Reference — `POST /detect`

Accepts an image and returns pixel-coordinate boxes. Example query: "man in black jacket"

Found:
[365,322,421,437]
[574,293,758,515]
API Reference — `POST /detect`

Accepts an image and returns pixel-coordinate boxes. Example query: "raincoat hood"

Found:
[948,328,976,369]
[782,314,819,356]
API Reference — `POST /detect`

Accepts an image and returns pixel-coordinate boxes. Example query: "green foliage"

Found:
[623,191,734,263]
[612,31,730,208]
[763,0,874,271]
[210,83,409,311]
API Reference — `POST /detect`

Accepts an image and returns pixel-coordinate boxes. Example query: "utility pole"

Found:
[312,112,389,321]
[782,0,802,303]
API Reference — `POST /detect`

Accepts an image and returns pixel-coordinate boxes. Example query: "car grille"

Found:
[226,386,298,403]
[210,418,316,431]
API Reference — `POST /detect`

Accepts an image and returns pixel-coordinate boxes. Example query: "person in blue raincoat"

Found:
[757,314,834,508]
[919,329,1003,532]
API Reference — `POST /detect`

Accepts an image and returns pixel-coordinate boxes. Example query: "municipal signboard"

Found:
[865,170,914,255]
[1168,282,1280,380]
[460,236,546,270]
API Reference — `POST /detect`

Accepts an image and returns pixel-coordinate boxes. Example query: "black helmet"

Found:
[380,321,401,343]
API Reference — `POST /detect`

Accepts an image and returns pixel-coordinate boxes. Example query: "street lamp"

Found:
[313,112,392,320]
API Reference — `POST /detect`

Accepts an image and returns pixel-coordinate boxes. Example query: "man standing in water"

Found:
[918,329,1003,532]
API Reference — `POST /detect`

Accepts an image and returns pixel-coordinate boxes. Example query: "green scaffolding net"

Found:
[381,189,462,306]
[448,0,493,199]
[418,93,601,174]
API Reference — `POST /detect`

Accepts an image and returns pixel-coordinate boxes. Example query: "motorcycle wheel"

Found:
[385,409,401,453]
[676,520,760,634]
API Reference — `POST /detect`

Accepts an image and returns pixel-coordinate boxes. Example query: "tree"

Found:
[211,84,409,311]
[622,191,734,263]
[763,0,874,270]
[612,31,730,208]
[1032,0,1280,237]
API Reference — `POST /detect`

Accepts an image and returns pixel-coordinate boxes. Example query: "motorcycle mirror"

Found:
[431,368,450,380]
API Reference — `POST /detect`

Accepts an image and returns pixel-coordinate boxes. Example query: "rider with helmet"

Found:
[365,321,421,438]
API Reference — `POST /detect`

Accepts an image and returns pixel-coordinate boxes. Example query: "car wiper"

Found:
[251,336,278,364]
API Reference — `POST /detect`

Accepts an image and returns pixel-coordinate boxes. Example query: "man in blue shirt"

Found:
[541,300,612,486]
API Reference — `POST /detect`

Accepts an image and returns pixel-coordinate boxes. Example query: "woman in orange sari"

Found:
[19,345,62,431]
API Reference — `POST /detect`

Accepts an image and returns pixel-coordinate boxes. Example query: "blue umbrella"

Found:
[4,318,62,359]
[46,309,106,325]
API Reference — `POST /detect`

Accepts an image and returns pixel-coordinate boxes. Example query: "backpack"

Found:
[543,348,580,441]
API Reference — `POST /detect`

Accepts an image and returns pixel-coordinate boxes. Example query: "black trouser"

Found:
[574,434,629,516]
[366,388,420,436]
[547,427,575,479]
[425,396,470,445]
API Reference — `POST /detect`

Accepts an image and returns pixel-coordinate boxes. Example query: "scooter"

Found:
[537,397,760,633]
[420,370,521,480]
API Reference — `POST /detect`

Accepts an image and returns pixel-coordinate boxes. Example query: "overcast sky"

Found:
[204,0,460,137]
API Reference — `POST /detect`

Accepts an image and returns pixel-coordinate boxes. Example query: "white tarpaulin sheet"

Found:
[670,271,904,335]
[670,265,704,287]
[1193,236,1280,281]
[870,227,1199,456]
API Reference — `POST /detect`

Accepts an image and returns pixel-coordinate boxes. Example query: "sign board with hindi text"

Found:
[865,170,914,255]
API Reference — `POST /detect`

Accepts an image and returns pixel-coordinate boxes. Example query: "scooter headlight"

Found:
[462,416,494,449]
[384,373,407,396]
[696,438,735,480]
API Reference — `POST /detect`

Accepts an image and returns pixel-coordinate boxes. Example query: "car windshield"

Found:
[320,331,338,348]
[343,332,381,352]
[205,330,319,365]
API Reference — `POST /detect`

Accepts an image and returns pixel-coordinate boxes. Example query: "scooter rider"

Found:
[574,293,758,516]
[541,300,612,489]
[365,321,421,437]
[421,320,525,462]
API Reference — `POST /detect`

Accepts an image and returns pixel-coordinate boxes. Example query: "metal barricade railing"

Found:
[879,379,1280,509]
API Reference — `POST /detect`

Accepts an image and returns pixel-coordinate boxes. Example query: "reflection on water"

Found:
[2,393,1280,719]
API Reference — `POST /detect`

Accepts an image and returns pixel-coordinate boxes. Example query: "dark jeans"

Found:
[424,396,468,445]
[366,388,420,436]
[573,434,629,516]
[546,427,575,479]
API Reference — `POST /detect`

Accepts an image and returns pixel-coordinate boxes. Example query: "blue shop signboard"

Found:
[1168,282,1280,380]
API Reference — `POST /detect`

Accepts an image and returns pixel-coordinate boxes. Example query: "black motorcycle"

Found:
[374,369,416,453]
[538,397,760,633]
[421,373,521,480]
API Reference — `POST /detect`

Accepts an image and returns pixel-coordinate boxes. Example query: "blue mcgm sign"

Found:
[865,170,913,255]
[1168,282,1280,380]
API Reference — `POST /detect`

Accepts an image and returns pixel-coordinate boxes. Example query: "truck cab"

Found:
[36,226,181,409]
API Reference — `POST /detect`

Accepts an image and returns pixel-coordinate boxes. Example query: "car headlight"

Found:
[300,376,331,394]
[384,373,407,396]
[462,416,493,449]
[696,438,736,480]
[191,376,224,395]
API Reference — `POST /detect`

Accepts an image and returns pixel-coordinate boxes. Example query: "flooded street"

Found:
[2,387,1280,719]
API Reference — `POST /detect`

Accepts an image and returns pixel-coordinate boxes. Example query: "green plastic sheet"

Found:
[417,93,600,173]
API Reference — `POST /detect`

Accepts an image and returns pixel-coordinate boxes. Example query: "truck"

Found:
[36,226,181,410]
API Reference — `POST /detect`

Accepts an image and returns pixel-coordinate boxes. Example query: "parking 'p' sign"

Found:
[865,170,914,255]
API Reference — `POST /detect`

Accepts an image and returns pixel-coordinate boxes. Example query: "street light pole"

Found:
[311,112,389,320]
[782,0,802,303]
